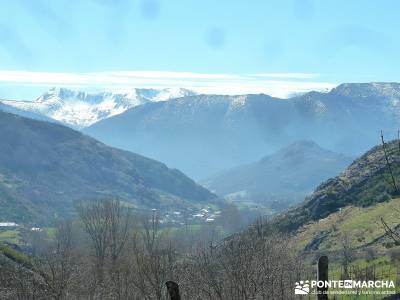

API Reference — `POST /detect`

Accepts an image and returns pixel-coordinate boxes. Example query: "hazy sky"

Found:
[0,0,399,99]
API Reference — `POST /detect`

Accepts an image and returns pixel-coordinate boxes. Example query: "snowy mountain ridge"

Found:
[1,87,196,128]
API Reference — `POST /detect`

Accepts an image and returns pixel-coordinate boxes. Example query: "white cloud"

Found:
[246,73,319,79]
[0,70,336,98]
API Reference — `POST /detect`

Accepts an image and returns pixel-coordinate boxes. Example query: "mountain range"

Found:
[0,110,215,224]
[203,140,352,210]
[2,82,400,180]
[0,87,195,128]
[84,82,400,179]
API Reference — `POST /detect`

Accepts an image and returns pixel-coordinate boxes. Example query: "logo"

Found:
[295,280,310,295]
[294,279,395,295]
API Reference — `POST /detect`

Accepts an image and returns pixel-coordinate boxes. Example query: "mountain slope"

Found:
[293,197,400,252]
[1,87,196,128]
[84,83,400,179]
[203,141,352,207]
[0,101,57,124]
[275,139,400,232]
[85,94,267,178]
[0,111,216,224]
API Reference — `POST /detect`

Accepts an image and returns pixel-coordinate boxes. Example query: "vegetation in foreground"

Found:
[3,138,400,299]
[0,199,302,299]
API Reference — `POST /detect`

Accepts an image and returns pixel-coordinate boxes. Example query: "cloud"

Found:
[0,70,335,98]
[247,73,319,79]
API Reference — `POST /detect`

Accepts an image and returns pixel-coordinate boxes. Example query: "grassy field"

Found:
[0,229,20,244]
[294,198,400,252]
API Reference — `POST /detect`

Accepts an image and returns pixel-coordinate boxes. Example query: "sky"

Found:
[0,0,399,99]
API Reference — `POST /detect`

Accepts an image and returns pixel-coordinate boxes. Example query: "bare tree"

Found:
[38,220,76,300]
[129,211,176,300]
[77,199,110,289]
[107,200,131,299]
[76,198,131,298]
[2,200,306,299]
[178,221,303,300]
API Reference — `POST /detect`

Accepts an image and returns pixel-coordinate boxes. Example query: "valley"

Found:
[2,2,400,298]
[2,83,400,299]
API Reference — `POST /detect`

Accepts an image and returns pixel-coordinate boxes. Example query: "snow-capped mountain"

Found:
[1,87,196,128]
[84,82,400,179]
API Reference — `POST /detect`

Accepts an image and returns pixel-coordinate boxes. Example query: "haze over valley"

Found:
[2,82,400,218]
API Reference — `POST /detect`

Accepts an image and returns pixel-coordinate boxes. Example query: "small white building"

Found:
[193,213,204,218]
[0,222,18,227]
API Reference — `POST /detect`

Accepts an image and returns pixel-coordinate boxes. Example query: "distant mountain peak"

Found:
[230,95,249,108]
[260,140,347,165]
[3,87,197,128]
[283,140,321,150]
[204,139,351,209]
[331,82,400,98]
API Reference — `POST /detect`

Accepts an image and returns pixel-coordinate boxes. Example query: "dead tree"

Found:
[381,217,400,244]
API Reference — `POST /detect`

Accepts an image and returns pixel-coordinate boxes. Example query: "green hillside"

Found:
[294,197,400,252]
[0,111,217,224]
[275,140,400,232]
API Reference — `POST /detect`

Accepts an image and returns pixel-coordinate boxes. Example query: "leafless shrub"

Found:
[177,221,303,300]
[1,202,304,299]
